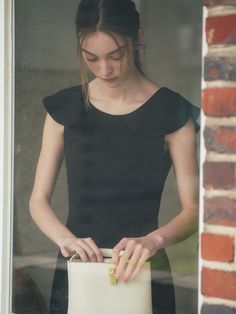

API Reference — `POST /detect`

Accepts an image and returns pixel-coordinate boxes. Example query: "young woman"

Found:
[29,0,200,313]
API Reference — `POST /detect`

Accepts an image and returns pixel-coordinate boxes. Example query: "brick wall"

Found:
[200,0,236,313]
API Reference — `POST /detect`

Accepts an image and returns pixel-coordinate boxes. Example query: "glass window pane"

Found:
[13,1,201,313]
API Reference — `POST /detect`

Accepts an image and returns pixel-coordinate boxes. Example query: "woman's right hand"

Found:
[58,236,104,262]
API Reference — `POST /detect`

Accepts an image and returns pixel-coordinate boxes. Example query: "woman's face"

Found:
[80,31,135,87]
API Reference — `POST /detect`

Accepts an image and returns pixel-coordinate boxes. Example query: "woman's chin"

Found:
[100,77,121,87]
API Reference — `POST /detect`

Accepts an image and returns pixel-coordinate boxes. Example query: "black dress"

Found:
[43,85,200,314]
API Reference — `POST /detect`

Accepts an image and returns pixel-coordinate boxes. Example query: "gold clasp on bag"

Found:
[109,266,118,285]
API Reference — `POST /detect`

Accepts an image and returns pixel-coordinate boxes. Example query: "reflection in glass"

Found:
[13,1,202,313]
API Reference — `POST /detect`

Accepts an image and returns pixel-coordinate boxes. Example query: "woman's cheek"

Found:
[86,62,97,76]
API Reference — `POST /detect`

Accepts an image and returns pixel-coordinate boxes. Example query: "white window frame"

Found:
[0,0,14,313]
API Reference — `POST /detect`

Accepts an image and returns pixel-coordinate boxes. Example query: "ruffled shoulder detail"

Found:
[42,85,85,126]
[159,87,201,135]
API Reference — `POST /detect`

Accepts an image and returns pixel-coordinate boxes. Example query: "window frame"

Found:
[0,0,14,312]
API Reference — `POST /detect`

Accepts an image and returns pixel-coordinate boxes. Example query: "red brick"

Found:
[203,88,236,117]
[203,161,235,189]
[204,196,236,227]
[206,15,236,45]
[205,126,236,153]
[202,268,236,300]
[201,233,234,262]
[204,0,236,6]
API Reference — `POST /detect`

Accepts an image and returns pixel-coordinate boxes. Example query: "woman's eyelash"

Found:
[85,52,125,62]
[86,57,122,62]
[110,51,126,60]
[86,58,97,62]
[111,54,124,60]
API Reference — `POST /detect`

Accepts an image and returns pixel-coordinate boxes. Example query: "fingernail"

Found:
[115,273,119,279]
[122,277,128,283]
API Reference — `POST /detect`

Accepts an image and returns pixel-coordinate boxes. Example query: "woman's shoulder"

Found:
[43,85,83,102]
[144,85,201,135]
[42,85,84,126]
[155,86,185,101]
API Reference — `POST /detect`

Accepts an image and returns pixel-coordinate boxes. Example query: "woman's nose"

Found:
[99,60,112,77]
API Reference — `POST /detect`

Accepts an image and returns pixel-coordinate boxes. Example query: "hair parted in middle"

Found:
[75,0,146,107]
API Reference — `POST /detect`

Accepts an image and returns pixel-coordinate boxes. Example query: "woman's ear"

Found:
[137,28,144,45]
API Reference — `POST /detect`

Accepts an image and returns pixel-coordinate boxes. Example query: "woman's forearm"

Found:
[147,209,199,250]
[29,197,76,247]
[29,196,104,261]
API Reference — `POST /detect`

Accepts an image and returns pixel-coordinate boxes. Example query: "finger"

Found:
[130,249,150,280]
[76,239,98,262]
[70,244,89,262]
[122,245,143,282]
[83,237,104,262]
[61,243,79,258]
[60,246,70,258]
[112,238,128,266]
[115,241,136,280]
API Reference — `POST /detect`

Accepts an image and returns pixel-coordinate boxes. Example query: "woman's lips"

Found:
[101,77,118,83]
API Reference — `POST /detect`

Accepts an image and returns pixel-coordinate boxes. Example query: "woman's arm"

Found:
[148,117,199,246]
[112,118,199,281]
[29,114,103,262]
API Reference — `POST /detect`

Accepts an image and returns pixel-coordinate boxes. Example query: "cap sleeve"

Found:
[164,91,201,135]
[42,86,83,127]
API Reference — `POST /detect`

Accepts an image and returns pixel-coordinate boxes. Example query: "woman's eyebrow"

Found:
[81,44,127,57]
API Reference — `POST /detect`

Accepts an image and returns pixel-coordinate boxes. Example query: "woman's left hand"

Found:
[112,234,164,283]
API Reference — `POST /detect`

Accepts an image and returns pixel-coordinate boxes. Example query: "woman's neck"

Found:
[91,70,151,102]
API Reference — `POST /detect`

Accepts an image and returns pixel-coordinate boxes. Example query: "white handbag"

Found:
[67,248,152,314]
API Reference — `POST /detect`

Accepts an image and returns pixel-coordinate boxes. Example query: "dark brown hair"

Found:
[75,0,145,107]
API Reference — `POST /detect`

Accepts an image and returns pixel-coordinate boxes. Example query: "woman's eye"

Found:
[110,56,122,60]
[110,51,125,60]
[86,58,97,62]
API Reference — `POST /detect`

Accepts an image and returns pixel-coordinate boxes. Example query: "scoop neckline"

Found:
[87,86,167,118]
